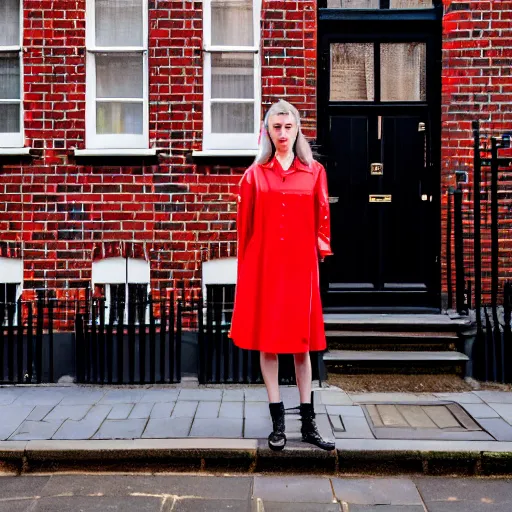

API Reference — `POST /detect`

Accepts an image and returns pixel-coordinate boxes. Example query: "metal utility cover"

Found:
[361,402,495,441]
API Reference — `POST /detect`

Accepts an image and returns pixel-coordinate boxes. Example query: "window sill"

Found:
[192,149,258,158]
[74,148,160,157]
[0,148,31,156]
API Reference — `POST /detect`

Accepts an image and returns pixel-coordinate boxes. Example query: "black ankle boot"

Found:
[268,402,286,451]
[300,403,334,451]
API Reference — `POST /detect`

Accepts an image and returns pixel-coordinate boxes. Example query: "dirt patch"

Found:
[325,373,512,393]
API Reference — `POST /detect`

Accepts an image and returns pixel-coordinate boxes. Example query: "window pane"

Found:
[96,102,143,134]
[212,53,254,99]
[0,0,20,46]
[212,102,254,133]
[0,53,20,99]
[95,0,143,47]
[211,0,253,46]
[0,104,20,132]
[390,0,433,7]
[327,0,379,7]
[381,43,426,101]
[330,43,374,101]
[96,54,143,99]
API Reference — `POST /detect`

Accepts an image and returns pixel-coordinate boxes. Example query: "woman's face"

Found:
[267,113,298,154]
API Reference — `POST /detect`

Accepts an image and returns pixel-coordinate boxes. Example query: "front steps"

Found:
[323,313,473,375]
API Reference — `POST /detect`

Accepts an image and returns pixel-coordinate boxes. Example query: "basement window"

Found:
[0,257,23,326]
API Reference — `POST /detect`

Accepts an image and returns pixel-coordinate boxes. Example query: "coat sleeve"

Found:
[236,169,255,264]
[314,164,333,261]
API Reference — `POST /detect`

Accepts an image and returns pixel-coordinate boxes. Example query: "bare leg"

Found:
[260,351,280,403]
[294,352,312,404]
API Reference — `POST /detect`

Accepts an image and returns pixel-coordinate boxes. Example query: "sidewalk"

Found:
[1,382,512,475]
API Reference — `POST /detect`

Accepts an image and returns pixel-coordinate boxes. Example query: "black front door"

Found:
[318,4,442,309]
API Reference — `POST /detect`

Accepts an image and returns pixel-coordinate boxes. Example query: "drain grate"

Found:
[360,402,494,441]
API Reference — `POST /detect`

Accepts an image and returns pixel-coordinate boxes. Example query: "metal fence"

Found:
[0,299,56,384]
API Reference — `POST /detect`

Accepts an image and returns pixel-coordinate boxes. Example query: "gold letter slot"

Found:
[369,194,392,203]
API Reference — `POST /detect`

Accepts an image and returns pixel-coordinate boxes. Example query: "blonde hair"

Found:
[255,99,313,166]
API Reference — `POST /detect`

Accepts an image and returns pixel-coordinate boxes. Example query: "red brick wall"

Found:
[0,1,317,308]
[441,0,512,306]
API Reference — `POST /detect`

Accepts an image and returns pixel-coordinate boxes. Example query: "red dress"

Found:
[229,156,333,354]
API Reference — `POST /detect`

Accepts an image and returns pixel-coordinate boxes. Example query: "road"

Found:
[0,473,511,511]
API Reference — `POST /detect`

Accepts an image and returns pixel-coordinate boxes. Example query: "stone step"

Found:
[324,350,469,362]
[326,330,459,339]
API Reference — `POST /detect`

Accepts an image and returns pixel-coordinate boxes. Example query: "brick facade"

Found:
[441,0,512,305]
[0,0,511,318]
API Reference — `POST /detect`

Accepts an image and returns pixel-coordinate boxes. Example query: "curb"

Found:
[2,439,512,475]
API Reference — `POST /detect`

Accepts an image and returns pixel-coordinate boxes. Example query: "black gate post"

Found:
[453,184,465,315]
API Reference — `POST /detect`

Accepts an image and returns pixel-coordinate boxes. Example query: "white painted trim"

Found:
[0,147,30,155]
[85,0,149,149]
[192,149,257,157]
[0,3,24,148]
[74,148,157,156]
[0,258,23,283]
[202,0,261,151]
[201,257,238,299]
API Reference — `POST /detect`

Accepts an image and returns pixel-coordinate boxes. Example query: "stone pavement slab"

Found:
[222,389,244,402]
[195,401,221,419]
[332,477,423,505]
[25,405,55,421]
[318,390,353,405]
[334,417,374,439]
[348,507,424,512]
[142,417,193,438]
[44,404,91,422]
[108,403,134,420]
[475,391,512,403]
[171,401,198,418]
[128,402,154,419]
[93,419,147,440]
[244,388,269,402]
[257,502,341,512]
[327,405,365,417]
[59,390,105,405]
[173,499,251,512]
[52,405,111,440]
[461,403,500,419]
[14,389,65,406]
[0,405,34,440]
[140,389,179,402]
[28,495,163,511]
[433,392,483,404]
[190,418,243,438]
[0,388,25,405]
[10,420,63,441]
[149,402,175,419]
[245,402,270,419]
[478,418,512,441]
[253,476,335,503]
[219,401,243,418]
[179,389,222,402]
[99,389,145,404]
[487,403,512,424]
[243,416,272,439]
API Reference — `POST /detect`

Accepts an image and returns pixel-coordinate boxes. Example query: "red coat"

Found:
[229,156,332,354]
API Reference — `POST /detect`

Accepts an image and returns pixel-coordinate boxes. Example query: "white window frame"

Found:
[0,257,23,326]
[92,257,150,324]
[202,0,261,151]
[0,0,23,148]
[85,0,149,149]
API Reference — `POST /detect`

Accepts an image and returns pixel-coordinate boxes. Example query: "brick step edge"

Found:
[1,439,512,476]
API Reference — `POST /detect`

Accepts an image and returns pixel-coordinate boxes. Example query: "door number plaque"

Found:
[369,194,392,203]
[371,163,383,175]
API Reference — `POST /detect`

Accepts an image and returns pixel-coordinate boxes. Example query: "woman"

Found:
[229,100,334,451]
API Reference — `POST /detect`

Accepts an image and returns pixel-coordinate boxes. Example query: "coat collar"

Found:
[260,156,313,173]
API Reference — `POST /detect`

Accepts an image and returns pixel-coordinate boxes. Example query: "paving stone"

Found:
[129,402,154,419]
[25,405,55,421]
[93,419,147,440]
[194,401,220,419]
[461,403,500,419]
[478,418,512,441]
[99,389,145,404]
[423,405,460,428]
[59,390,105,405]
[376,405,409,427]
[319,391,353,406]
[243,416,272,439]
[399,406,438,429]
[173,498,251,511]
[0,388,26,405]
[171,401,198,418]
[222,389,244,402]
[332,477,423,505]
[0,405,35,440]
[142,417,193,438]
[14,389,65,406]
[334,416,374,439]
[372,428,493,441]
[9,420,63,441]
[178,389,222,402]
[253,476,335,503]
[349,393,432,403]
[256,502,341,512]
[44,404,91,422]
[328,414,345,432]
[108,403,134,420]
[219,401,243,418]
[31,495,163,512]
[474,391,512,404]
[279,387,300,409]
[487,403,512,424]
[52,404,111,440]
[315,414,335,442]
[190,418,243,438]
[139,389,180,403]
[244,388,269,402]
[349,506,424,512]
[433,392,483,404]
[326,405,365,418]
[149,402,175,419]
[245,402,270,419]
